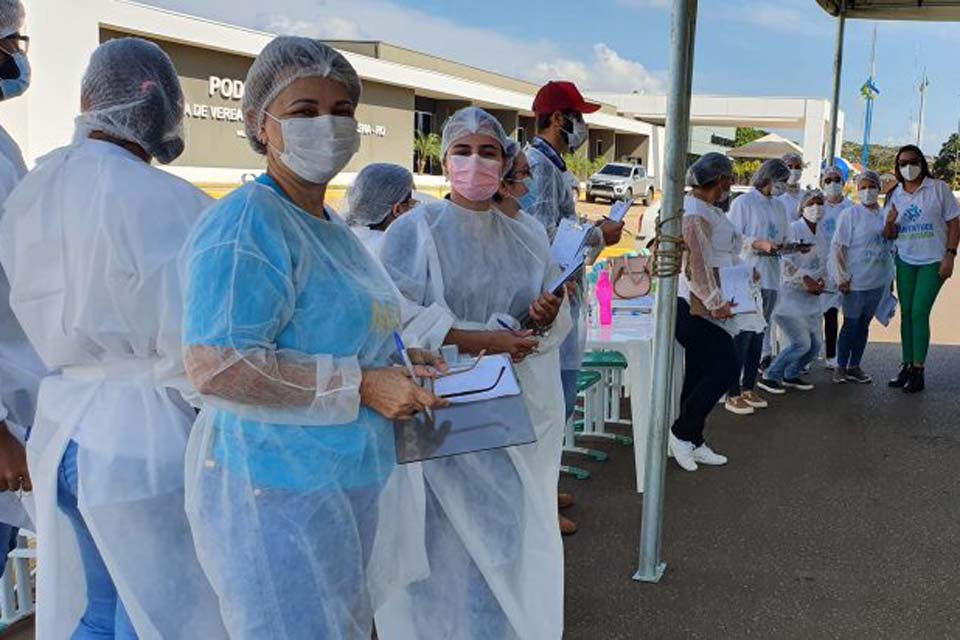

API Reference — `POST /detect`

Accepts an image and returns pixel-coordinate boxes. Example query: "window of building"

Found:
[414,110,438,175]
[595,138,604,159]
[517,126,527,146]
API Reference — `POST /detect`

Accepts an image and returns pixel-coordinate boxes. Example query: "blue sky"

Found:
[145,0,960,154]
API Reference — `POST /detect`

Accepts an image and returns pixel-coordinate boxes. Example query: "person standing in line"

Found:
[883,144,960,393]
[830,171,893,384]
[345,162,418,256]
[778,152,806,222]
[727,159,791,394]
[0,0,45,577]
[759,189,828,393]
[819,166,853,370]
[670,153,740,471]
[524,80,623,535]
[0,38,228,639]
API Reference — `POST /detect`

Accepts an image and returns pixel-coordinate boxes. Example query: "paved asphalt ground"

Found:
[560,342,960,639]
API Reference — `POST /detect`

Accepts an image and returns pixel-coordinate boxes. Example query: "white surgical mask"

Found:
[824,182,843,198]
[801,204,823,223]
[265,112,360,184]
[859,188,879,206]
[900,163,921,182]
[564,117,589,151]
[788,168,802,185]
[770,181,788,197]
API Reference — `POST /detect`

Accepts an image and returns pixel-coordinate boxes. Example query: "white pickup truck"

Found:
[585,162,656,205]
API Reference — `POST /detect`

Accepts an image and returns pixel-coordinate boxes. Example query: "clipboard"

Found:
[393,358,536,463]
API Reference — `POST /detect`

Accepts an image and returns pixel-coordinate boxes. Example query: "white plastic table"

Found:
[585,313,682,493]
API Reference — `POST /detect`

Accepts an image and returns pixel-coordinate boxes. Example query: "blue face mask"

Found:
[0,52,30,101]
[517,177,538,211]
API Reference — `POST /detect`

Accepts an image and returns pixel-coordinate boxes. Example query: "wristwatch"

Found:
[948,248,958,257]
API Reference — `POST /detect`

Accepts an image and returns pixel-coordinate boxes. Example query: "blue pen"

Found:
[393,331,433,420]
[497,318,520,334]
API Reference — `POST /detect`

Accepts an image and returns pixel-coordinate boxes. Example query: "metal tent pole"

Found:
[634,0,698,584]
[826,0,846,166]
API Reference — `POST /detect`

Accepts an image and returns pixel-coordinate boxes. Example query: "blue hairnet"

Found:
[77,38,185,165]
[0,0,23,39]
[243,36,362,155]
[685,152,733,187]
[858,170,881,188]
[345,163,414,226]
[751,159,791,189]
[441,107,519,173]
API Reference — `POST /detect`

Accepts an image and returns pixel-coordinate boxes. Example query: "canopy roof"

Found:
[726,133,803,160]
[816,0,960,20]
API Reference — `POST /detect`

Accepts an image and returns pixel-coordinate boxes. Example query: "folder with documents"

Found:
[393,355,536,463]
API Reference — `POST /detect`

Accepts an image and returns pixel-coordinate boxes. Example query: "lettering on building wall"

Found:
[209,75,245,100]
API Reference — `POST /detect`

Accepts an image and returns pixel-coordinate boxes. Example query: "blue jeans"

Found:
[766,314,822,382]
[58,441,138,639]
[838,287,884,369]
[729,331,763,396]
[560,369,579,421]
[0,523,16,578]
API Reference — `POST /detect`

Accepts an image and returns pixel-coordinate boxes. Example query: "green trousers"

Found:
[895,256,944,365]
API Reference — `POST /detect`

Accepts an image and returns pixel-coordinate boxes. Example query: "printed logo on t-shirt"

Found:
[898,203,934,241]
[767,222,779,239]
[902,204,923,223]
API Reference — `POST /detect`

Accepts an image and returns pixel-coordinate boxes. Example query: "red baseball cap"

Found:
[532,81,601,116]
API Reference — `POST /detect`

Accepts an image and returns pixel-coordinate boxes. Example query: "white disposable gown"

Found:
[0,128,42,530]
[375,199,571,640]
[0,139,228,639]
[728,188,789,291]
[819,197,853,311]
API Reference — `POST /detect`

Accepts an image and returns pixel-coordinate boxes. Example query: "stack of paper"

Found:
[434,354,521,405]
[550,218,592,269]
[718,265,758,314]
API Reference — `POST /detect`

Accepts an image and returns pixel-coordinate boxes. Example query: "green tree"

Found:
[932,133,960,189]
[563,152,607,181]
[413,131,441,175]
[734,127,767,147]
[733,159,761,185]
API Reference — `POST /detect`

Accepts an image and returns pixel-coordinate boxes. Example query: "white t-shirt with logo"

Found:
[888,177,960,266]
[831,204,893,291]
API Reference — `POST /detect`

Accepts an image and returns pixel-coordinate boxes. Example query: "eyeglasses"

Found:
[1,34,28,55]
[823,177,842,184]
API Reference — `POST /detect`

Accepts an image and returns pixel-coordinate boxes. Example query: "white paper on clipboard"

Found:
[719,265,758,314]
[550,218,591,268]
[434,354,521,405]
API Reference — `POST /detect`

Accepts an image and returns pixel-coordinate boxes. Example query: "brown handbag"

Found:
[610,255,652,299]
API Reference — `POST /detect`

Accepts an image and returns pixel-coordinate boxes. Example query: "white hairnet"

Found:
[799,187,824,211]
[751,158,791,189]
[686,152,733,187]
[77,38,185,164]
[821,166,844,183]
[345,163,413,226]
[781,152,804,167]
[243,36,361,155]
[0,0,23,39]
[440,107,519,174]
[858,170,882,188]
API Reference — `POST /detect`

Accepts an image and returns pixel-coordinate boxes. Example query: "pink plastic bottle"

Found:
[596,270,613,326]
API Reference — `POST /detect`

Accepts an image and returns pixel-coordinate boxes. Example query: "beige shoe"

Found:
[724,396,755,415]
[741,390,768,409]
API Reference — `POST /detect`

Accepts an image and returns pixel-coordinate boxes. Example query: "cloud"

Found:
[729,0,827,35]
[143,0,664,96]
[532,43,664,94]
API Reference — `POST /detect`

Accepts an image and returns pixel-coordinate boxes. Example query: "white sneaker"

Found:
[825,357,838,370]
[668,433,698,471]
[693,443,728,466]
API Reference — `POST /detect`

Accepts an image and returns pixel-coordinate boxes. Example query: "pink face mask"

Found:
[448,154,503,202]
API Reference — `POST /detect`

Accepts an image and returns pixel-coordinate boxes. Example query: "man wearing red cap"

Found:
[526,81,624,536]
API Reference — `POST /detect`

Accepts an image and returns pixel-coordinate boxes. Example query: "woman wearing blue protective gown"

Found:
[180,36,446,640]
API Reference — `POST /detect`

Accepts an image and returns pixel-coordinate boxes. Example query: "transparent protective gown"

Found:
[376,199,570,640]
[0,139,227,639]
[820,198,853,312]
[728,188,789,291]
[181,174,419,639]
[0,133,41,530]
